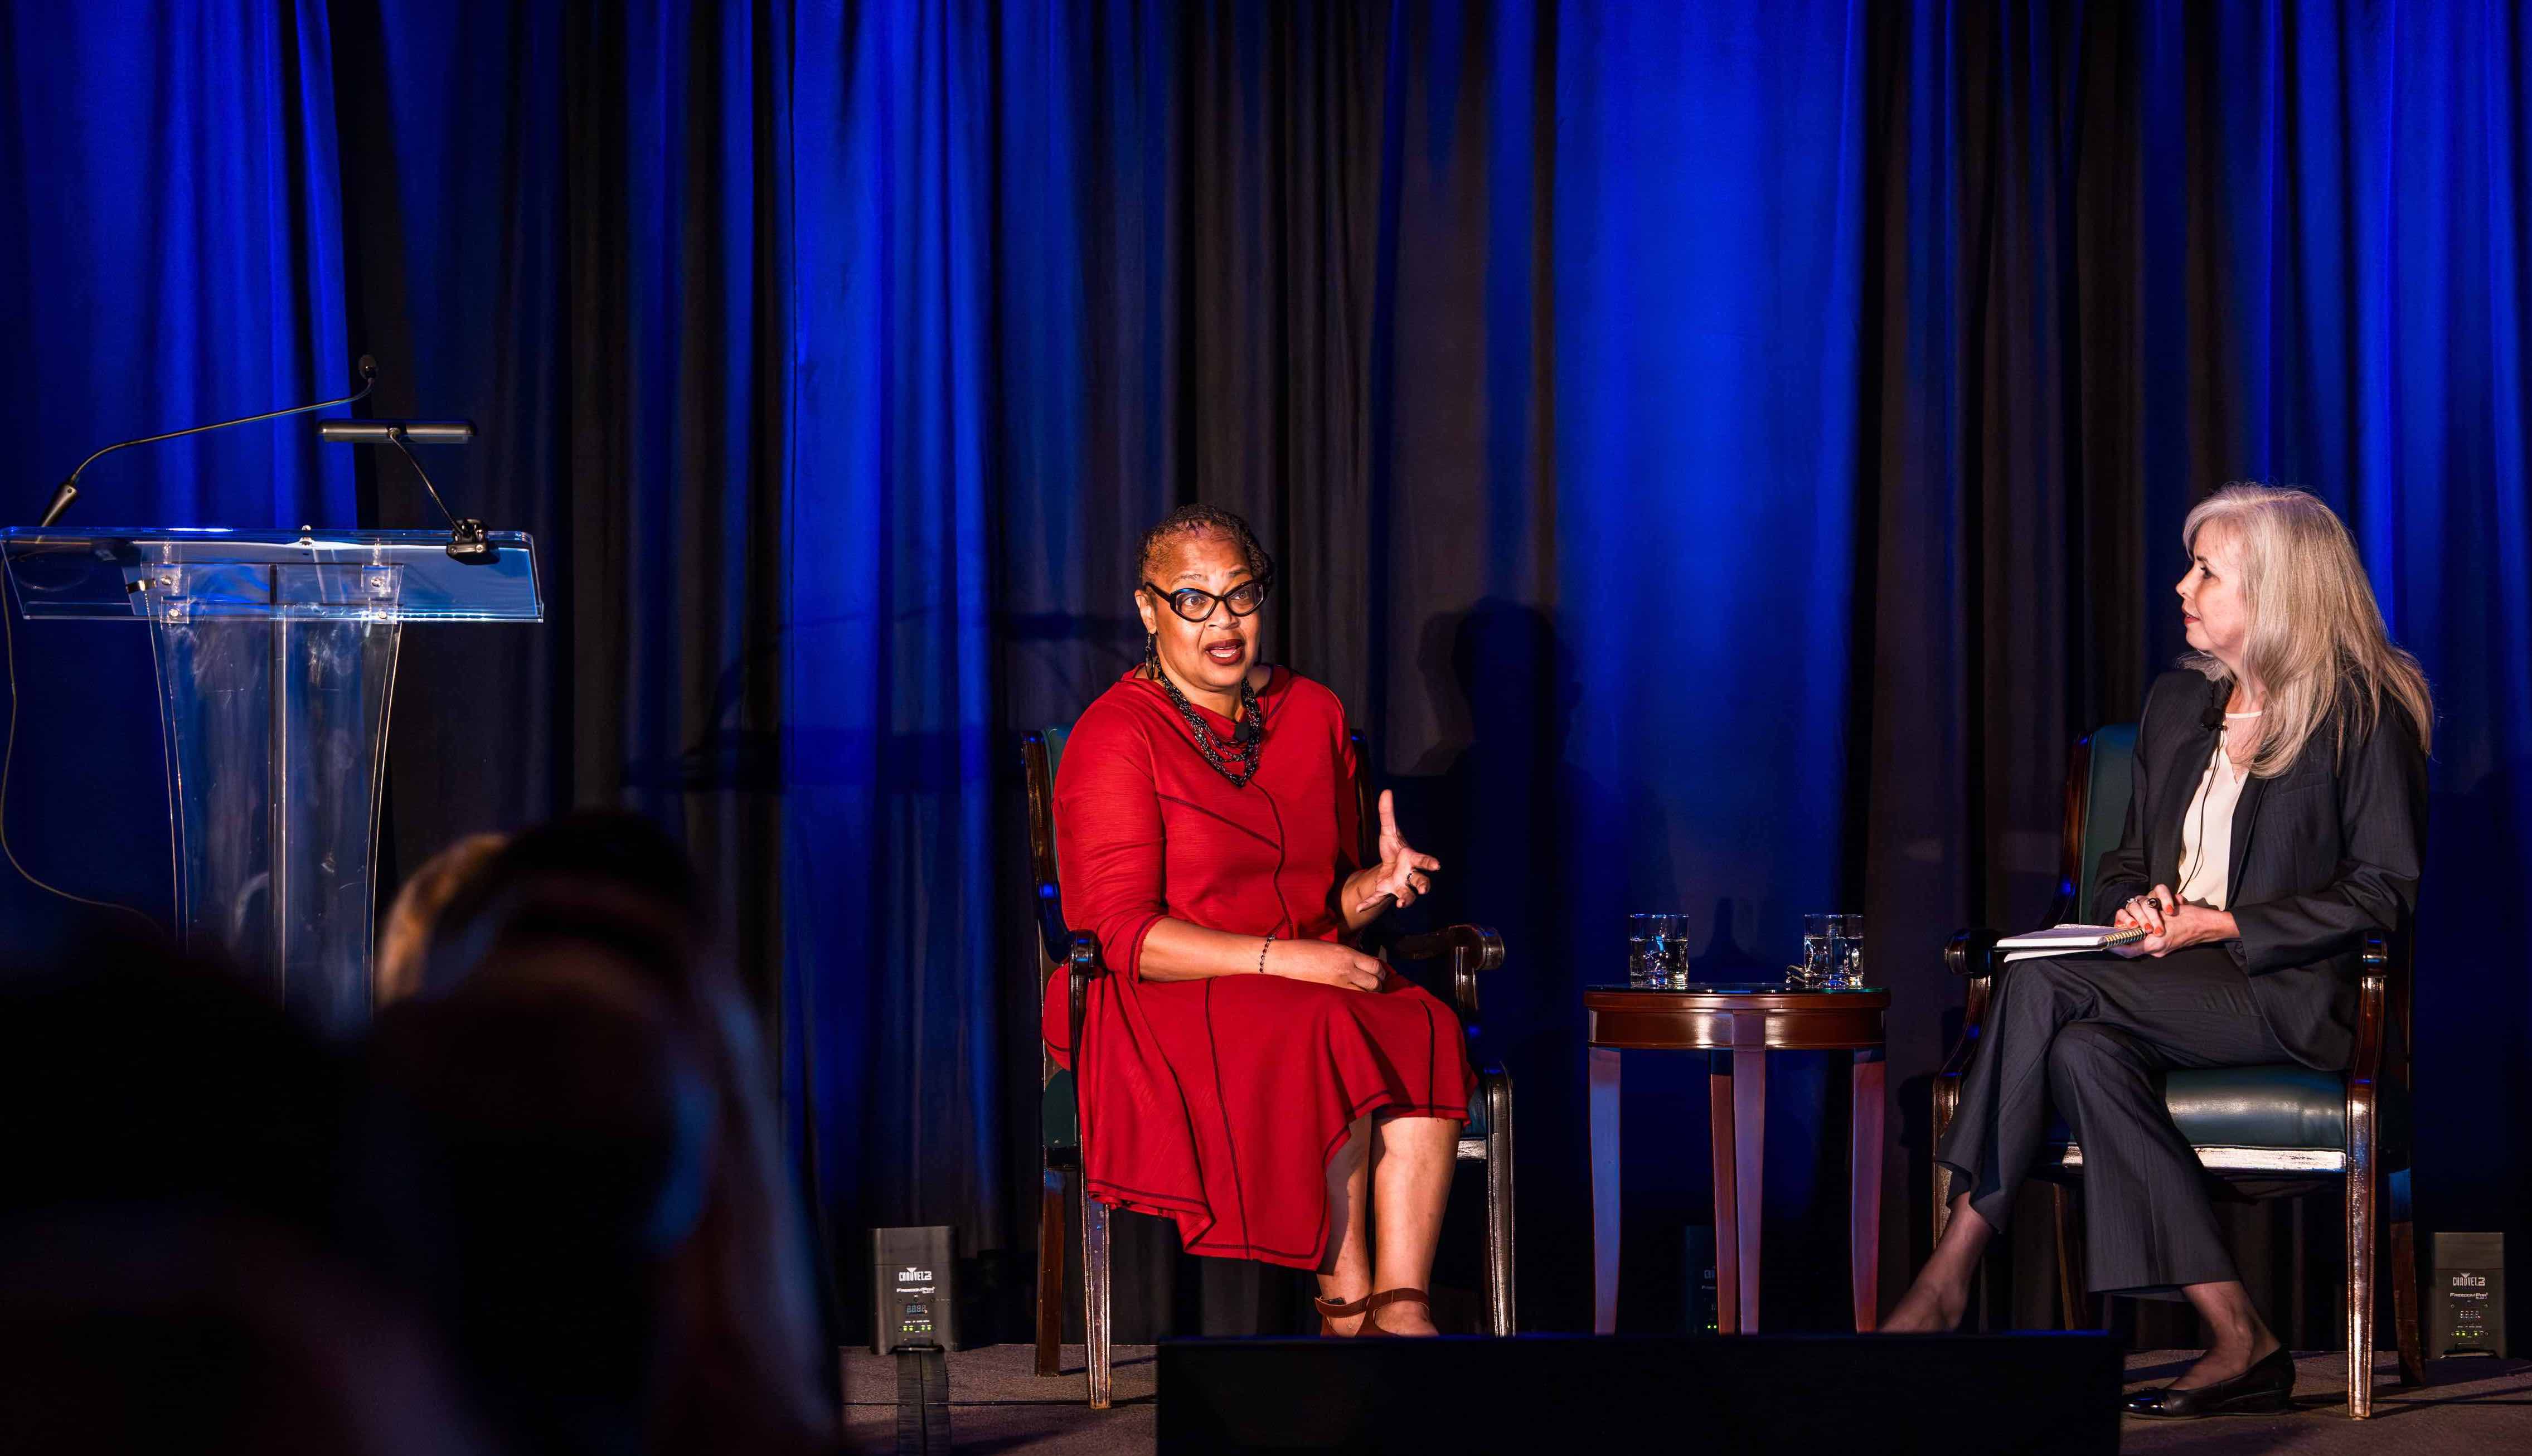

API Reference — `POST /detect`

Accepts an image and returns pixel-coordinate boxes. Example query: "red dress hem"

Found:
[1088,1090,1469,1270]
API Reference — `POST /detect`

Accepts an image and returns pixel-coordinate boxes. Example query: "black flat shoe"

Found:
[2123,1345,2295,1419]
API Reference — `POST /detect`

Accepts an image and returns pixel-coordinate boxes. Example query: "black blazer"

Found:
[2090,669,2428,1071]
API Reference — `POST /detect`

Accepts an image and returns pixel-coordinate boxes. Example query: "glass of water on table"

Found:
[1799,913,1865,989]
[1629,913,1692,988]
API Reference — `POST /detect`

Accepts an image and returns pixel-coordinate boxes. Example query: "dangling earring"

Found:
[1143,632,1158,677]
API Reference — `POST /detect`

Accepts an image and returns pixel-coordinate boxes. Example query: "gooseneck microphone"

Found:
[37,356,380,528]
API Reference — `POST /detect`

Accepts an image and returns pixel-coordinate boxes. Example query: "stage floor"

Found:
[840,1343,2531,1453]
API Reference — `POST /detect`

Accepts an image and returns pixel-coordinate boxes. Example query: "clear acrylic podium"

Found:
[1,527,541,1032]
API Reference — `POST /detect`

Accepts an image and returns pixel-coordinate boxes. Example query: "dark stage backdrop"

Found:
[1,0,2524,1350]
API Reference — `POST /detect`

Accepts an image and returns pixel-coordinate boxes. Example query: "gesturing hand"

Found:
[1266,939,1389,992]
[1355,790,1442,915]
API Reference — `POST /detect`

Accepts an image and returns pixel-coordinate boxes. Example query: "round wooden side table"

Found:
[1587,982,1889,1335]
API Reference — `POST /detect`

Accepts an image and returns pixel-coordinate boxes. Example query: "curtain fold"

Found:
[781,0,1007,1327]
[328,0,789,1004]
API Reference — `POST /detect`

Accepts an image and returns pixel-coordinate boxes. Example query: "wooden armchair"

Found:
[1024,724,1516,1409]
[1931,724,2423,1418]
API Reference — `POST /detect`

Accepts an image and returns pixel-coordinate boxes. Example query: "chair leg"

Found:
[2346,1124,2378,1418]
[1589,1048,1622,1334]
[1484,1069,1517,1337]
[1035,1164,1065,1376]
[1710,1052,1744,1334]
[2392,1218,2425,1387]
[1849,1051,1884,1332]
[1930,1085,1953,1248]
[1729,1048,1767,1333]
[1080,1181,1112,1411]
[2050,1182,2093,1331]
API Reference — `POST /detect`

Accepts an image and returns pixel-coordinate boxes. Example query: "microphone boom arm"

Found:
[37,357,379,529]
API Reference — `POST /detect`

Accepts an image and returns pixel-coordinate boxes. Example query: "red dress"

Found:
[1042,666,1472,1270]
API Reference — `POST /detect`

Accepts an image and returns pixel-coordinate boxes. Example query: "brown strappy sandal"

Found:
[1314,1292,1371,1336]
[1357,1288,1431,1337]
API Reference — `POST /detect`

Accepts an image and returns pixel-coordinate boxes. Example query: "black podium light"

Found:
[314,415,493,563]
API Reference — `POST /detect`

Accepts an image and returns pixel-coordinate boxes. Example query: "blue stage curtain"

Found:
[0,0,355,936]
[782,0,1011,1308]
[6,0,2528,1349]
[963,0,1879,1336]
[323,0,579,915]
[1541,0,1870,1327]
[321,0,794,1022]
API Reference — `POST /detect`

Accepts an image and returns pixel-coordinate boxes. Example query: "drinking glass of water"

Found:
[1801,913,1865,989]
[1629,913,1692,989]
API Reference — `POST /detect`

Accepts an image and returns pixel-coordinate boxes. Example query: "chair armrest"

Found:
[1944,927,2004,978]
[2348,934,2388,1091]
[1065,930,1103,1077]
[1937,928,2004,1089]
[1393,924,1504,1026]
[1394,924,1506,969]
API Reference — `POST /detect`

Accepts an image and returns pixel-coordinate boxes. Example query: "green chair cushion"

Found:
[1042,722,1069,783]
[2052,1064,2344,1151]
[1044,1069,1079,1153]
[2161,1065,2346,1148]
[2078,723,2137,907]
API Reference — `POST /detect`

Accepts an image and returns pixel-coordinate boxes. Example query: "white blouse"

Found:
[2174,712,2262,910]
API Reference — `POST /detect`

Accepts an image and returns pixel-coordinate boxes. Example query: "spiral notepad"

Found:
[1995,923,2151,963]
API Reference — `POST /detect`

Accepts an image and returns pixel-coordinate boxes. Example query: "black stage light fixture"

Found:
[872,1226,956,1455]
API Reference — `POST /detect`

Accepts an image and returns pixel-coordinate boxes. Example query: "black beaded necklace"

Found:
[1156,670,1265,787]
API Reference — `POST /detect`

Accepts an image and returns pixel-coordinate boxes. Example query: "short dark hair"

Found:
[1136,504,1273,586]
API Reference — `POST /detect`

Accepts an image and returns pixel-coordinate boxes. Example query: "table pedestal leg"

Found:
[1851,1049,1885,1331]
[1706,1053,1738,1332]
[1589,1047,1621,1334]
[1731,1049,1766,1331]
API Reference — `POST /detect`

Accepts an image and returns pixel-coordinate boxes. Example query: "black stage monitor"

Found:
[1160,1332,2122,1455]
[871,1226,956,1353]
[2432,1231,2506,1358]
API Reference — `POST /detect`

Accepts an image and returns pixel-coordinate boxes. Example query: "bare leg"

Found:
[1367,1114,1456,1336]
[2169,1280,2280,1389]
[1883,1191,1993,1332]
[1315,1115,1373,1334]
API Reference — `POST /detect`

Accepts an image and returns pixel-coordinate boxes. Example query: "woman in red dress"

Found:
[1041,506,1471,1337]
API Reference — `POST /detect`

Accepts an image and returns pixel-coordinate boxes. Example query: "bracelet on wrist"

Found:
[1258,934,1274,975]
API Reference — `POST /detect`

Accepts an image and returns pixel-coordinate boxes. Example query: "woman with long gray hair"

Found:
[1886,485,2432,1419]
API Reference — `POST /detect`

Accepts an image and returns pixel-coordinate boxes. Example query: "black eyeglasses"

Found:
[1142,577,1272,622]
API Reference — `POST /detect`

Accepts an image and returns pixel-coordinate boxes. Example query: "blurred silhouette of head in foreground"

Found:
[0,935,488,1454]
[376,809,830,1456]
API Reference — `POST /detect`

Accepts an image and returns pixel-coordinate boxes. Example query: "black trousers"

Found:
[1933,947,2293,1297]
